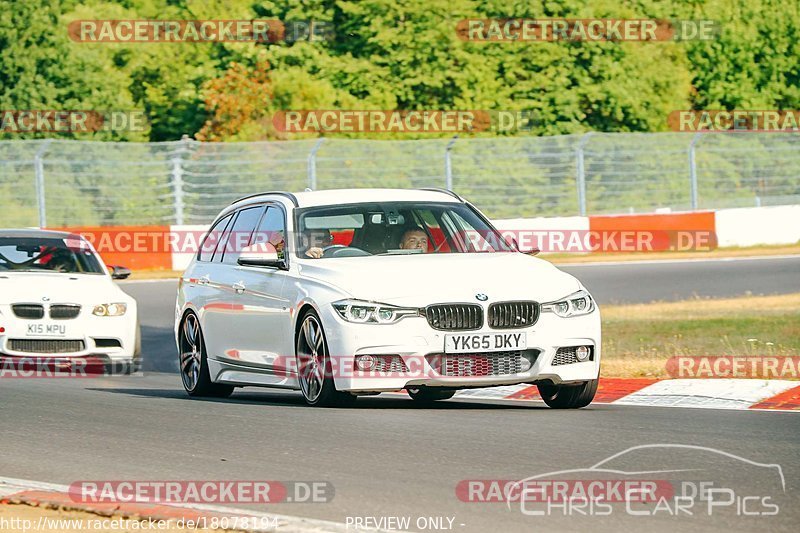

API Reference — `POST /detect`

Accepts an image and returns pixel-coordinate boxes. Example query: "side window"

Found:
[448,211,497,252]
[211,214,237,263]
[251,207,287,260]
[221,206,265,264]
[198,214,233,262]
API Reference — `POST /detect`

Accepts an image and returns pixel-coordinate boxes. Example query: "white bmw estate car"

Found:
[0,230,140,374]
[175,189,600,407]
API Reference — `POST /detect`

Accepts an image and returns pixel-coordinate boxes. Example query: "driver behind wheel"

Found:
[398,227,429,253]
[43,247,79,272]
[303,229,334,259]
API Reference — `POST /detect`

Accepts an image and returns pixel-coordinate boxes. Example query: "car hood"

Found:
[0,272,130,306]
[297,253,582,305]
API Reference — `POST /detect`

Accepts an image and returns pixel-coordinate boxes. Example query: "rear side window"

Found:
[221,206,265,264]
[198,214,232,262]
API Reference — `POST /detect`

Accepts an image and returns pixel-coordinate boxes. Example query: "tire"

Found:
[295,310,357,407]
[537,379,598,409]
[407,387,456,403]
[178,312,234,398]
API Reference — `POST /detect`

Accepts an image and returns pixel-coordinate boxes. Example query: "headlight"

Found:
[333,299,419,324]
[93,303,127,317]
[542,290,595,318]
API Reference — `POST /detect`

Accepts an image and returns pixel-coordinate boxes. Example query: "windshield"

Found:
[294,201,515,259]
[0,236,105,274]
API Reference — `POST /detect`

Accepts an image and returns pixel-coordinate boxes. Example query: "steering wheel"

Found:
[322,246,370,258]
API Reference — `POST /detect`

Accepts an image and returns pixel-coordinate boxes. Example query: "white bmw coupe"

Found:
[175,189,600,407]
[0,229,140,374]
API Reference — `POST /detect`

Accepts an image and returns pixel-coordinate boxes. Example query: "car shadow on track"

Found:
[85,385,551,409]
[140,325,179,373]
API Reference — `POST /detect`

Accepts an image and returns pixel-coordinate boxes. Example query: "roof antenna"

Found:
[304,187,313,192]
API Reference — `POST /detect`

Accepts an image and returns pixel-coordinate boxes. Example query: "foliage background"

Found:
[2,0,798,142]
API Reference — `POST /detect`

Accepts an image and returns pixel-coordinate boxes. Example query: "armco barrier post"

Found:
[445,135,458,190]
[688,132,703,210]
[307,138,325,190]
[575,132,593,216]
[34,139,52,227]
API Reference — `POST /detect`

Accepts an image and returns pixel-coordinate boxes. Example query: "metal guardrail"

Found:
[1,133,798,227]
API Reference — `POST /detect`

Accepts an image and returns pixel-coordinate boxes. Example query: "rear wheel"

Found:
[537,379,598,409]
[179,313,234,398]
[296,310,357,407]
[407,387,456,403]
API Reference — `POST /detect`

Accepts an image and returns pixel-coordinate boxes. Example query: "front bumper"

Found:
[0,314,137,363]
[320,305,601,393]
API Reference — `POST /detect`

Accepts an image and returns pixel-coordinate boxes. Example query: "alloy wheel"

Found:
[179,313,202,391]
[296,314,327,403]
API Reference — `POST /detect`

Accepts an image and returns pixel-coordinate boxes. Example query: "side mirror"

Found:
[502,233,540,255]
[519,247,541,256]
[237,243,286,269]
[109,265,131,279]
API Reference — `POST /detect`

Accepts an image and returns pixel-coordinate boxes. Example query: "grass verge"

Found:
[601,293,800,378]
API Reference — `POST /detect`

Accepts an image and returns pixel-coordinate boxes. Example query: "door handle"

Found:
[232,281,246,294]
[197,275,210,286]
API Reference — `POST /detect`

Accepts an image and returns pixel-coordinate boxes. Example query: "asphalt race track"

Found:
[564,255,800,304]
[1,377,798,532]
[1,254,799,532]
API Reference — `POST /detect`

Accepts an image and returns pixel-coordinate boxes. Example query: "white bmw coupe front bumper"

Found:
[0,304,139,373]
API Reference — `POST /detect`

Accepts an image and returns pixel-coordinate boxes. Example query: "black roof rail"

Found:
[418,187,464,202]
[230,191,299,207]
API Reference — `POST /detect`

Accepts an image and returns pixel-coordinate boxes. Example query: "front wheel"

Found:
[537,379,598,409]
[179,312,234,398]
[296,310,357,407]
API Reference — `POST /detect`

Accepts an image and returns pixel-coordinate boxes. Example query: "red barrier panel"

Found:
[53,226,173,271]
[588,211,717,251]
